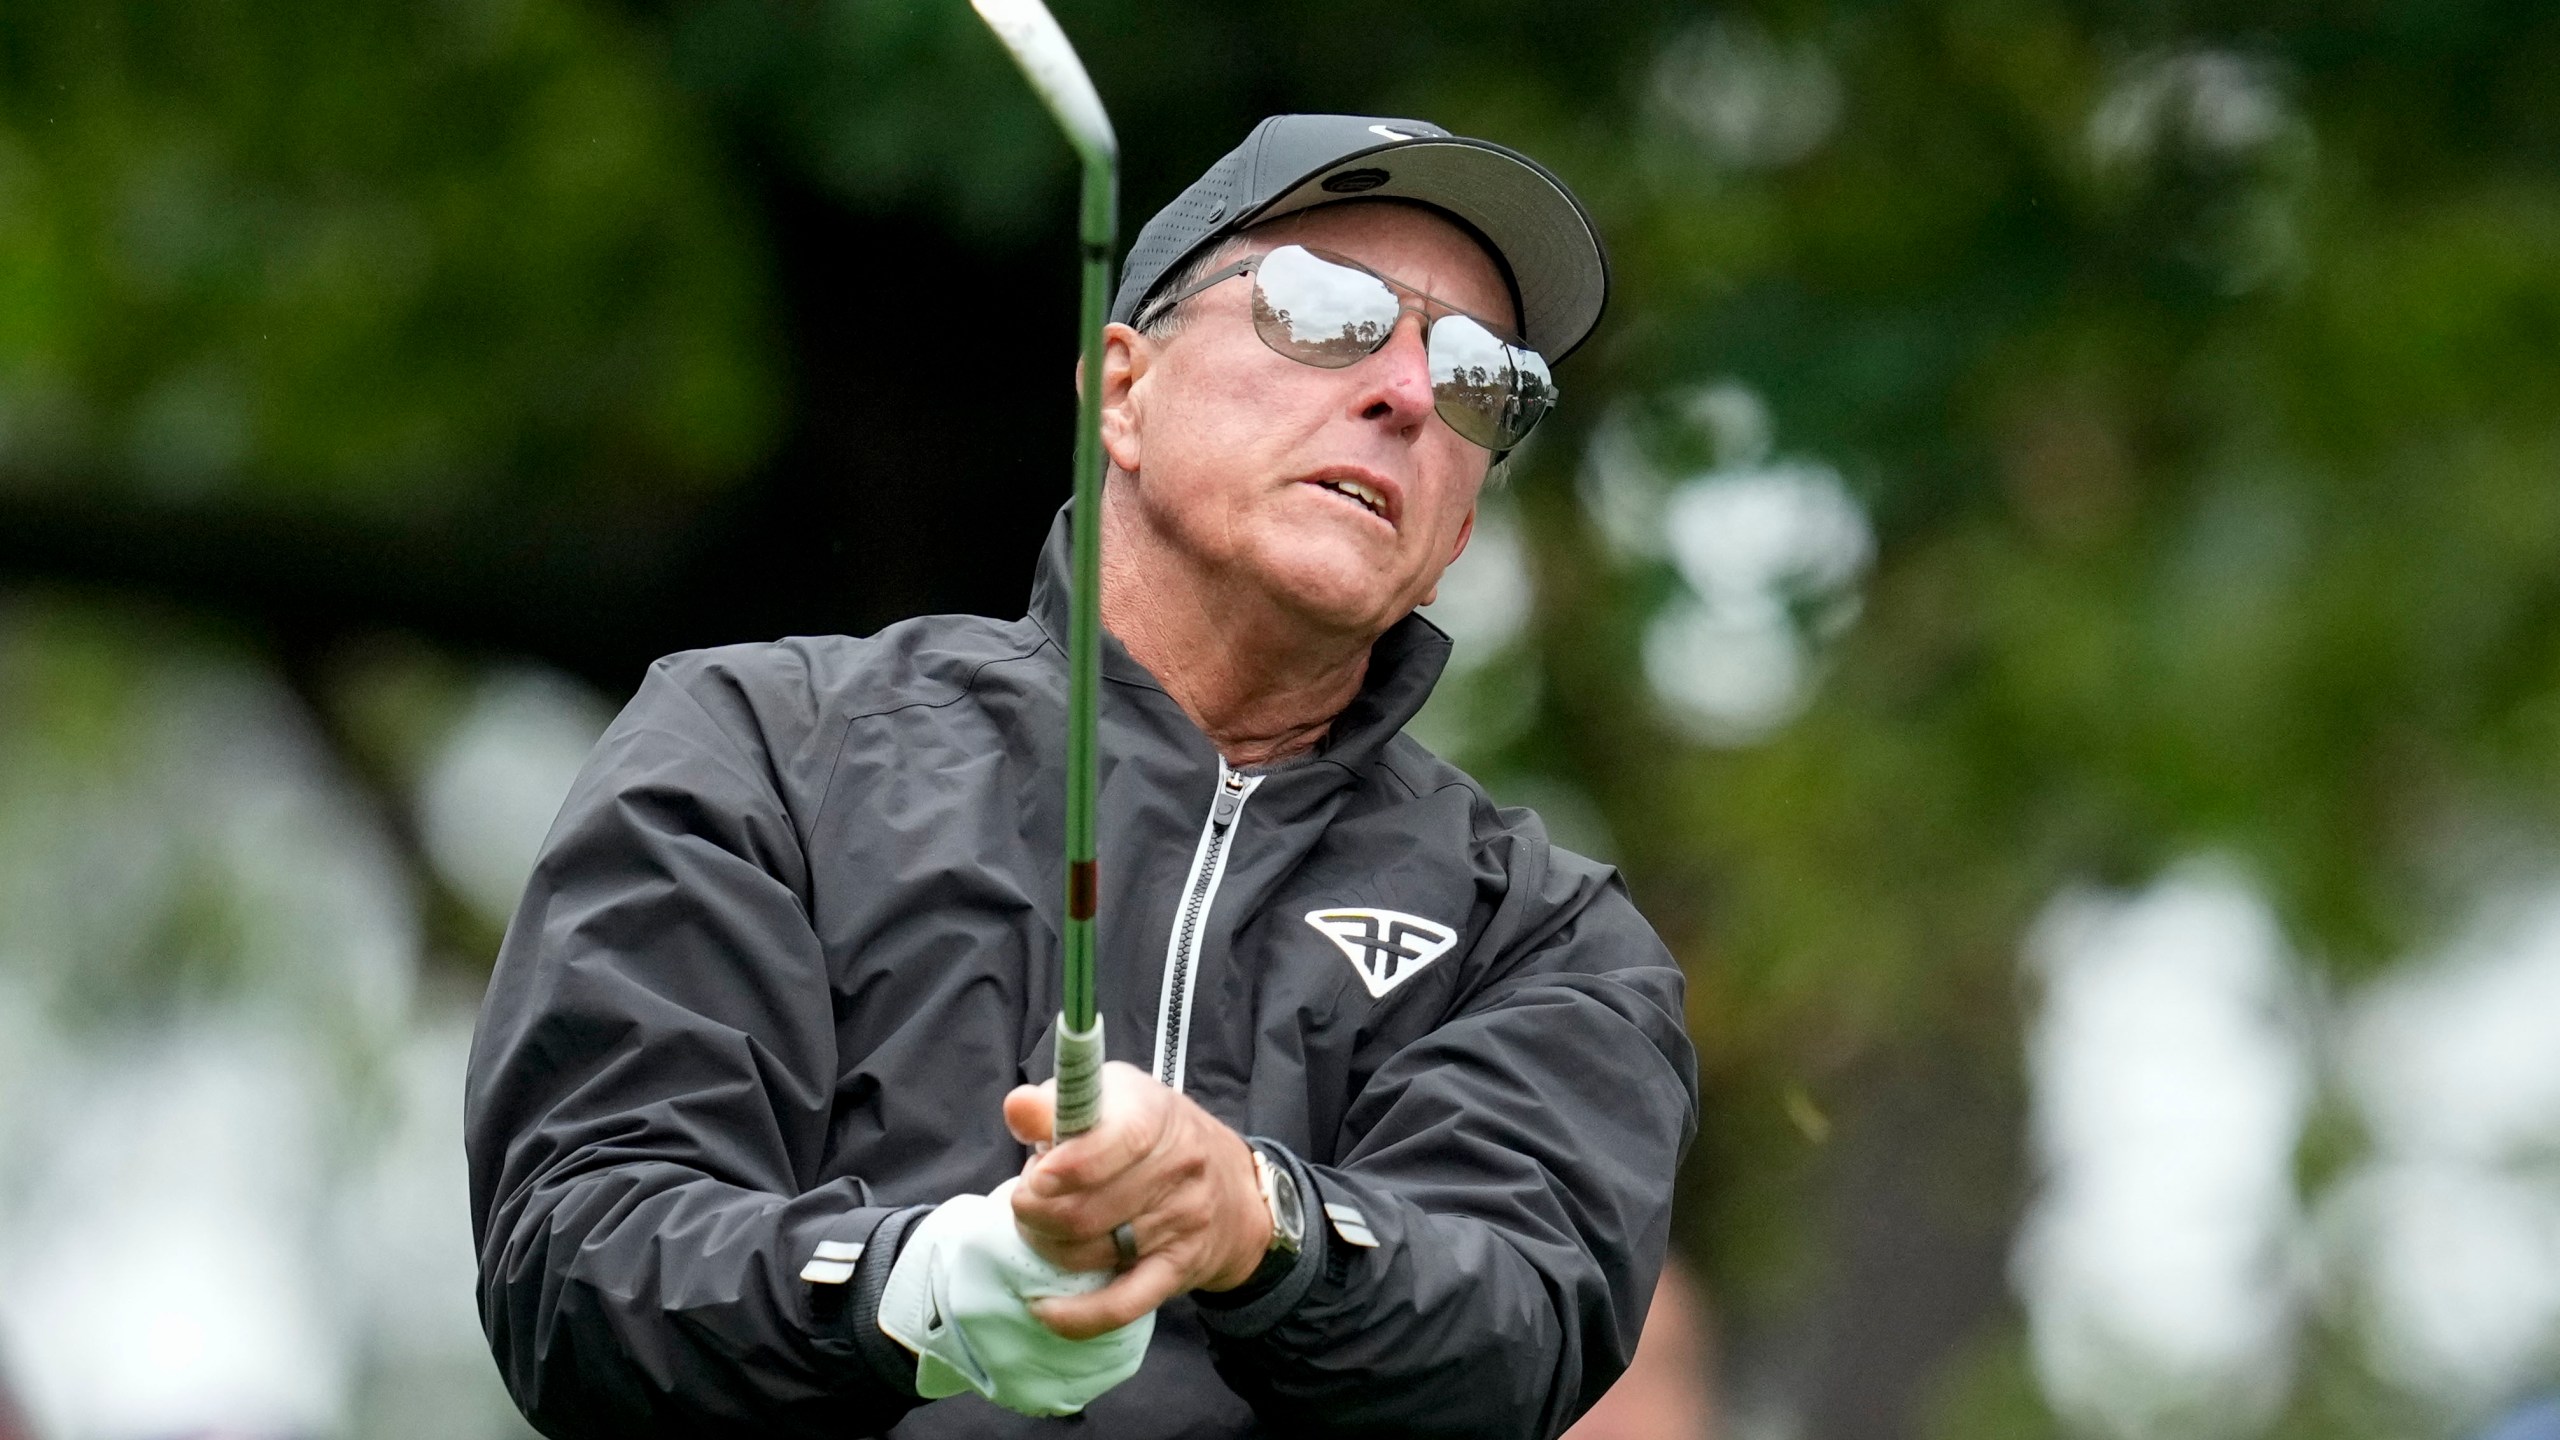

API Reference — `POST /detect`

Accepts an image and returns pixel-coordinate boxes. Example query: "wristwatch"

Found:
[1249,1143,1305,1257]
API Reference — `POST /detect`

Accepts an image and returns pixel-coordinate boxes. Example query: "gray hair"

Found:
[1129,234,1258,341]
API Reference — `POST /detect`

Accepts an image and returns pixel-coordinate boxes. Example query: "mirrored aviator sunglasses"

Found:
[1144,243,1558,452]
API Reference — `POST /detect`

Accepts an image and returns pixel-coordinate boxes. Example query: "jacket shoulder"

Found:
[618,614,1050,823]
[649,614,1047,722]
[1373,731,1596,866]
[1370,729,1661,966]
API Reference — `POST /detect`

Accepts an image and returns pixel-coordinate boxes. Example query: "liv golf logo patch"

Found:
[1304,908,1459,999]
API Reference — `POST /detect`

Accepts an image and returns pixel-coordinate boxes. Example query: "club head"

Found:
[970,0,1118,167]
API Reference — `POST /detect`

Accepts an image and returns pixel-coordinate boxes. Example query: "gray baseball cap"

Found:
[1111,113,1609,363]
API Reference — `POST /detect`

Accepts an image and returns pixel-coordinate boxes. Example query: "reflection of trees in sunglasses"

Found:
[1252,295,1391,366]
[1438,380,1515,447]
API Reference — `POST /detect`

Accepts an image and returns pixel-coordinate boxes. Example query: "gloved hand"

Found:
[875,1179,1153,1416]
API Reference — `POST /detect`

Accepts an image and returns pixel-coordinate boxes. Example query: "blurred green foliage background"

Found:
[6,1,2560,1437]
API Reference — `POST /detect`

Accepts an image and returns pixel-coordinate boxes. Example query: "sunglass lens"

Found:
[1251,245,1400,367]
[1429,314,1553,450]
[1503,345,1557,445]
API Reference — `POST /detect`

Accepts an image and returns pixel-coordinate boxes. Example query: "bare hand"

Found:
[1002,1061,1273,1340]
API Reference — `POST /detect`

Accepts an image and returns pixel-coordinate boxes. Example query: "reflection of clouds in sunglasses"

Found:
[1255,247,1399,364]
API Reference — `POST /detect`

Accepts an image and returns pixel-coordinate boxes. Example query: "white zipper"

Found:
[1150,761,1262,1092]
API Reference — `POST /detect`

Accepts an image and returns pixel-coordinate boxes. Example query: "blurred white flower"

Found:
[1577,405,1675,564]
[2089,52,2289,171]
[1421,499,1533,664]
[335,1016,542,1440]
[1,1028,345,1440]
[1641,595,1806,745]
[2013,863,2311,1439]
[1664,462,1872,613]
[2085,51,2311,295]
[2322,889,2560,1404]
[1651,20,1843,171]
[417,667,614,928]
[2325,1161,2560,1404]
[1643,459,1872,745]
[0,614,536,1440]
[2342,892,2560,1166]
[1577,383,1779,567]
[0,647,415,1039]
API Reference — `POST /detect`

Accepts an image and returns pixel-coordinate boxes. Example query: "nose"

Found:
[1349,310,1437,437]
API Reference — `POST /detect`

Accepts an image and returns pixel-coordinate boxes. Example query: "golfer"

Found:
[467,114,1698,1439]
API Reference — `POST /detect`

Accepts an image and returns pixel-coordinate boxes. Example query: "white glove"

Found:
[876,1179,1153,1417]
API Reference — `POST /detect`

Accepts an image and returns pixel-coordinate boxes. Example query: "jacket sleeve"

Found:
[464,648,925,1439]
[1198,835,1699,1440]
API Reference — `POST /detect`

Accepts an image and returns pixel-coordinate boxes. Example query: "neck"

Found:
[1097,484,1375,769]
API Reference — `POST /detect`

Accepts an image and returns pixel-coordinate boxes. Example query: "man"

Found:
[467,113,1697,1439]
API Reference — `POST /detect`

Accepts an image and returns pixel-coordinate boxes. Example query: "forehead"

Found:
[1238,201,1518,333]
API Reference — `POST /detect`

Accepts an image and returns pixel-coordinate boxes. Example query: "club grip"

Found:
[1053,1011,1105,1140]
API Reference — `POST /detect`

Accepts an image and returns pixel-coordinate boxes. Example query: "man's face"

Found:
[1098,201,1512,640]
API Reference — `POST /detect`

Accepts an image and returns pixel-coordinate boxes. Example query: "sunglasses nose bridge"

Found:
[1387,302,1435,353]
[1379,308,1443,392]
[1326,307,1439,432]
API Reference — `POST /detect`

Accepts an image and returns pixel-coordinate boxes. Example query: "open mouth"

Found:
[1310,476,1390,522]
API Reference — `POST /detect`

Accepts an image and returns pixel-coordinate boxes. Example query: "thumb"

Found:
[1005,1081,1057,1147]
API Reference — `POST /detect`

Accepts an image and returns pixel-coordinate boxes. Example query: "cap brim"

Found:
[1239,137,1608,362]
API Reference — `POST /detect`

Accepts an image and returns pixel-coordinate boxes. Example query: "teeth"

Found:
[1319,478,1385,517]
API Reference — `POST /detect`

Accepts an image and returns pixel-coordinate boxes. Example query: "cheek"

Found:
[1413,444,1489,545]
[1151,347,1305,459]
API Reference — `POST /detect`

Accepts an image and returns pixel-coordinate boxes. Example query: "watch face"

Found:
[1269,1160,1306,1246]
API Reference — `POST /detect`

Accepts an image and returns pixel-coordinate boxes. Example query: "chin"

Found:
[1252,544,1405,635]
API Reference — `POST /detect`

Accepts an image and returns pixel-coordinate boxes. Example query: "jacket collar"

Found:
[1026,503,1451,773]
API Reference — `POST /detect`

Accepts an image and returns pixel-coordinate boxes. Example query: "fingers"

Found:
[1012,1162,1206,1272]
[1014,1138,1195,1244]
[1015,1224,1117,1274]
[997,1062,1269,1300]
[1030,1253,1186,1340]
[1004,1082,1055,1147]
[1022,1062,1166,1196]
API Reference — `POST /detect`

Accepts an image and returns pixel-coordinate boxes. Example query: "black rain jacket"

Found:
[466,513,1698,1439]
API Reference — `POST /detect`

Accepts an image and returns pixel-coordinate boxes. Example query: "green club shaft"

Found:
[1054,142,1114,1140]
[969,0,1121,1142]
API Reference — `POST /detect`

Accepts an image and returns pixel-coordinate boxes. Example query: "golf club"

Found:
[969,0,1116,1142]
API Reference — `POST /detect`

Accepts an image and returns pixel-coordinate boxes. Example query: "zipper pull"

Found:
[1212,769,1246,826]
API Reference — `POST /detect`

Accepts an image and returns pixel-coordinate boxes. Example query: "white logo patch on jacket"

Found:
[1304,908,1459,998]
